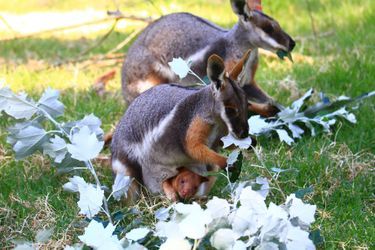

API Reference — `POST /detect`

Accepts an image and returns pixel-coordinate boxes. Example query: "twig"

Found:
[305,0,318,39]
[295,30,335,42]
[1,13,152,42]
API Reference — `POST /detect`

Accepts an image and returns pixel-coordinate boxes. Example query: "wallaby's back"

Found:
[122,13,227,102]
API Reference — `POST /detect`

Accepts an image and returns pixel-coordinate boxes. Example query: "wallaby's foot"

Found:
[248,101,280,118]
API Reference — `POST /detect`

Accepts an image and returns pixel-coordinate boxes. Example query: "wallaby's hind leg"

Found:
[122,51,173,103]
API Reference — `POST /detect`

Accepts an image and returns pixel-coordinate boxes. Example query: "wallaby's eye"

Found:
[263,24,274,34]
[225,107,239,118]
[180,179,185,184]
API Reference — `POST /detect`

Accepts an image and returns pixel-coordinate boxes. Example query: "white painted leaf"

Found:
[291,88,313,112]
[78,220,122,250]
[286,224,316,250]
[276,129,294,145]
[42,135,67,163]
[77,114,104,136]
[257,241,279,250]
[248,115,274,135]
[67,126,104,161]
[160,238,191,250]
[221,134,252,149]
[0,87,38,119]
[155,220,185,240]
[259,216,288,244]
[35,228,54,243]
[255,177,270,198]
[267,203,288,220]
[155,206,172,221]
[13,242,35,250]
[125,242,147,250]
[176,202,212,239]
[239,187,267,215]
[286,194,316,225]
[64,244,83,250]
[230,206,258,236]
[210,228,237,250]
[287,123,304,139]
[233,240,247,250]
[77,184,104,218]
[37,88,64,117]
[7,125,48,160]
[206,196,230,219]
[112,174,132,201]
[126,227,150,241]
[63,176,88,193]
[168,57,190,79]
[227,149,240,165]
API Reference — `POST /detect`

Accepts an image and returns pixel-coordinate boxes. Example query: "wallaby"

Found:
[163,167,209,201]
[122,0,295,116]
[112,53,251,201]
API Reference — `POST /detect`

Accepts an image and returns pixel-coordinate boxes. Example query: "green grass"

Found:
[0,0,374,249]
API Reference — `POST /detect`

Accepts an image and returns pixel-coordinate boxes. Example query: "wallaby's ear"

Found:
[207,54,226,90]
[237,48,259,87]
[231,0,254,18]
[229,49,252,81]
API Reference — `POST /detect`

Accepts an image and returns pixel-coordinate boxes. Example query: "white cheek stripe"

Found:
[254,26,287,51]
[126,106,178,161]
[220,102,234,134]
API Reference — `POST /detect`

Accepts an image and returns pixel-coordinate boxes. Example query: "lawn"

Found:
[0,0,374,249]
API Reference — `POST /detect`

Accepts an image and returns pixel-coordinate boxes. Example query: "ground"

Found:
[0,0,374,249]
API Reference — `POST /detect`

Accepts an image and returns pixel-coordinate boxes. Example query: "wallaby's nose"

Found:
[289,39,296,51]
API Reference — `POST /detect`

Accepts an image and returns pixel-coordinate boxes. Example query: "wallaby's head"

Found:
[207,54,249,139]
[230,0,295,55]
[172,168,209,199]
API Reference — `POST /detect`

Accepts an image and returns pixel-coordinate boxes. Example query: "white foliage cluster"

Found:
[63,176,104,218]
[249,89,359,145]
[154,178,316,250]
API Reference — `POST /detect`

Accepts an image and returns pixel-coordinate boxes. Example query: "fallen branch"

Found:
[1,12,153,42]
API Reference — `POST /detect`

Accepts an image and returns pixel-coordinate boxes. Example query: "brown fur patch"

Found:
[135,72,168,94]
[185,117,227,168]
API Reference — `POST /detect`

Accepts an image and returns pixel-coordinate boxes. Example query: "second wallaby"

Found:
[122,0,295,116]
[112,53,252,201]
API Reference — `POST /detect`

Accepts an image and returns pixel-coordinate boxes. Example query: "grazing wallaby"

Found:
[112,54,250,200]
[163,167,209,201]
[122,0,295,116]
